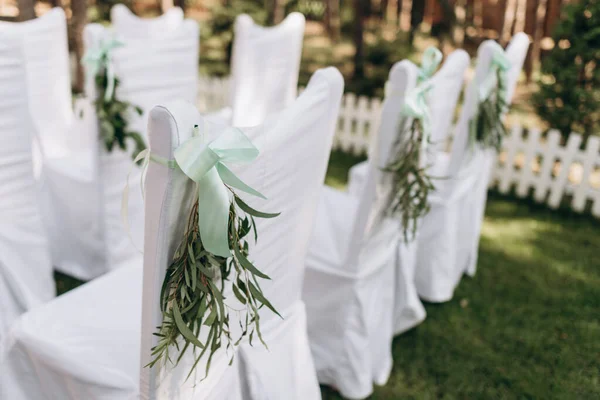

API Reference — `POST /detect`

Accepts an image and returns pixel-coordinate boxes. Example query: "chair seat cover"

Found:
[303,187,398,399]
[0,264,241,400]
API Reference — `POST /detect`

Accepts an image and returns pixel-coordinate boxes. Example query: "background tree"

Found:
[324,0,341,40]
[70,0,87,93]
[353,0,367,79]
[17,0,36,21]
[533,0,600,140]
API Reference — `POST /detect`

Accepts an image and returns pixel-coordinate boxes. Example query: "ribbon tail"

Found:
[197,168,232,258]
[216,163,266,199]
[121,149,149,254]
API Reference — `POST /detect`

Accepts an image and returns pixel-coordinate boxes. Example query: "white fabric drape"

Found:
[347,50,470,330]
[111,4,184,38]
[0,19,56,343]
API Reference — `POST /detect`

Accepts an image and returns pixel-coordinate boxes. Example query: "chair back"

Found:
[427,49,469,152]
[0,32,54,337]
[111,4,184,38]
[139,67,343,397]
[229,13,305,127]
[449,33,530,174]
[83,21,199,267]
[346,61,419,269]
[0,8,72,158]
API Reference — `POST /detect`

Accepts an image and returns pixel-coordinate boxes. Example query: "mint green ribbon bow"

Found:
[122,125,264,258]
[174,126,265,257]
[82,37,124,102]
[417,47,443,84]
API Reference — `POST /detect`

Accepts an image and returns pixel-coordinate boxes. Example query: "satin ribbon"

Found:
[122,125,264,258]
[384,46,441,98]
[469,45,511,146]
[417,46,443,84]
[82,36,124,102]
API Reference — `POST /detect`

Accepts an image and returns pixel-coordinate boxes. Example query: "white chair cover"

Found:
[415,34,530,302]
[0,34,55,342]
[231,67,343,400]
[303,62,422,399]
[460,33,530,277]
[42,21,200,280]
[0,66,343,400]
[0,102,241,400]
[347,50,470,332]
[224,12,305,127]
[111,4,184,38]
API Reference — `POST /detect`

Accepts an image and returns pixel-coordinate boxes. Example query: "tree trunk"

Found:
[17,0,36,21]
[272,0,286,24]
[174,0,186,12]
[324,0,341,40]
[528,0,548,81]
[409,0,424,45]
[353,0,366,79]
[50,0,63,7]
[71,0,87,94]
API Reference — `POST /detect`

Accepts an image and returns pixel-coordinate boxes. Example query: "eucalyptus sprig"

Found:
[472,69,509,151]
[383,118,436,242]
[93,61,146,159]
[148,191,280,380]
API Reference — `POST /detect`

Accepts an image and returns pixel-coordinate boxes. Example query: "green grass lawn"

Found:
[54,151,600,399]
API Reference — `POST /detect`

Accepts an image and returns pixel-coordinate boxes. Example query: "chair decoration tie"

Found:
[82,34,145,159]
[128,124,281,380]
[383,47,440,242]
[469,45,511,151]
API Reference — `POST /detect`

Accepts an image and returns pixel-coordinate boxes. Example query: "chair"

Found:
[111,4,184,38]
[0,67,343,400]
[303,61,427,399]
[458,33,530,277]
[346,50,470,333]
[42,20,200,280]
[414,34,530,302]
[0,32,55,341]
[210,13,305,127]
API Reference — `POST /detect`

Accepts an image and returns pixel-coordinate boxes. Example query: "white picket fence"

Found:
[196,76,600,217]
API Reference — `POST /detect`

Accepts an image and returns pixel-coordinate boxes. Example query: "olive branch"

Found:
[472,69,509,151]
[92,59,146,159]
[147,190,280,381]
[383,118,436,242]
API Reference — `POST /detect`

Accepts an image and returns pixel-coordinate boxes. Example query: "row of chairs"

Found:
[0,6,529,400]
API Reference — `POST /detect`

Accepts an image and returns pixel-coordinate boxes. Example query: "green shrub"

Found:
[533,0,600,140]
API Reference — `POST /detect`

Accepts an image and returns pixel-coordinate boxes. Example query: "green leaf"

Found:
[172,302,204,349]
[234,195,280,219]
[234,245,271,280]
[232,284,247,304]
[249,281,282,319]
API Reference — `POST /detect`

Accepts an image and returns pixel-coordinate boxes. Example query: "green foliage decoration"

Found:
[384,118,435,242]
[91,55,146,159]
[148,191,280,379]
[471,69,509,151]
